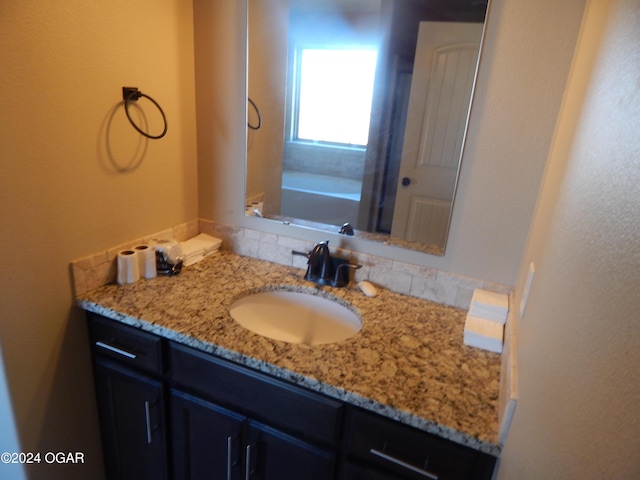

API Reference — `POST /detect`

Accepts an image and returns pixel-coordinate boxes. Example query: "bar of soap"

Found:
[358,281,377,297]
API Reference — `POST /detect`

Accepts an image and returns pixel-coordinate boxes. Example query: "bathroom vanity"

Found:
[79,251,501,479]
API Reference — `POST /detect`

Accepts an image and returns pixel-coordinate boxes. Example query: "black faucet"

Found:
[292,240,362,287]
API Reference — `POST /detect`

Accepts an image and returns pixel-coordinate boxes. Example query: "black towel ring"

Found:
[247,97,262,130]
[122,87,168,139]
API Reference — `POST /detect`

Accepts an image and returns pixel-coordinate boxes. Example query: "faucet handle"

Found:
[332,262,363,287]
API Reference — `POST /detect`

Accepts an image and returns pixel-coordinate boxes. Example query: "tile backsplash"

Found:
[70,220,199,296]
[71,218,511,309]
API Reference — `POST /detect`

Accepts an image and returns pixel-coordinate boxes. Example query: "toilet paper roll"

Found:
[152,238,183,264]
[134,244,157,279]
[117,250,140,285]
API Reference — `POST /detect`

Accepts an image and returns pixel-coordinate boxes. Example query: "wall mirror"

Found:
[246,0,489,256]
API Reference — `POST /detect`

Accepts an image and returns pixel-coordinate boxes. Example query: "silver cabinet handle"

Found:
[95,341,137,359]
[244,444,252,480]
[144,401,152,444]
[370,449,439,480]
[226,436,233,480]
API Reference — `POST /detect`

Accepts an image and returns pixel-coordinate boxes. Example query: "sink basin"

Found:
[229,290,361,346]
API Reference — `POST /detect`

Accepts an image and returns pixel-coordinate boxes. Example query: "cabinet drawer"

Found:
[346,409,495,480]
[170,342,344,446]
[87,313,164,376]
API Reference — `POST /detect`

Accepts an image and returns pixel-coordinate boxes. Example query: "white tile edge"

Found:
[498,291,518,445]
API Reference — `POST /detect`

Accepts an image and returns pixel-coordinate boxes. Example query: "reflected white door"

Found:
[391,21,483,245]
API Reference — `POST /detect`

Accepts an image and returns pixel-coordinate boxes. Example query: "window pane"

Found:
[297,48,377,146]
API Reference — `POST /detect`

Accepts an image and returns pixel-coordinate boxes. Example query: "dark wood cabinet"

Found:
[343,409,496,480]
[86,312,496,480]
[88,314,169,480]
[93,358,168,480]
[245,420,336,480]
[169,342,343,447]
[171,388,336,480]
[88,313,165,375]
[169,342,338,480]
[170,389,245,480]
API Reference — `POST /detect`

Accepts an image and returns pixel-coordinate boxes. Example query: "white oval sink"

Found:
[229,290,361,346]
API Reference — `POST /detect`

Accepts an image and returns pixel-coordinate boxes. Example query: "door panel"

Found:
[94,359,168,480]
[246,421,336,480]
[392,21,483,242]
[171,390,245,480]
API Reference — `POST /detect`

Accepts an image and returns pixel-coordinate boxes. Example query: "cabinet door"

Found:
[170,343,343,446]
[93,358,168,480]
[245,421,336,480]
[171,389,245,480]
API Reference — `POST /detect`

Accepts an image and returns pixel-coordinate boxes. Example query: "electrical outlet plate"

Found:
[519,262,535,317]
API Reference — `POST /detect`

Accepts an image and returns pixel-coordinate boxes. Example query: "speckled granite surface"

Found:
[77,251,502,456]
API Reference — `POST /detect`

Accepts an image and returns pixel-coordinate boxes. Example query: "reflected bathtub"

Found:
[281,170,361,225]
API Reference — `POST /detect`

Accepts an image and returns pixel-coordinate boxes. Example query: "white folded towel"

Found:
[469,289,509,325]
[180,234,222,266]
[464,314,504,354]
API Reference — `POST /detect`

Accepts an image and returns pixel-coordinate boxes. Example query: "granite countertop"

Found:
[77,250,501,456]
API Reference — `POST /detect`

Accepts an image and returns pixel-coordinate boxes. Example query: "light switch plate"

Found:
[520,262,535,317]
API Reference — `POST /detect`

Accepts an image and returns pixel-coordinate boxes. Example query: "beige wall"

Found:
[0,1,197,478]
[499,0,640,477]
[448,0,586,284]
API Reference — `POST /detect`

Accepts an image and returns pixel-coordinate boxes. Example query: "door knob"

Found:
[401,177,411,186]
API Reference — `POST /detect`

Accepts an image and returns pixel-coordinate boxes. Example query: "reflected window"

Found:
[293,48,377,147]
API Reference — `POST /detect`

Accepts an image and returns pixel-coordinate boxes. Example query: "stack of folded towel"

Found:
[179,233,222,266]
[463,289,509,354]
